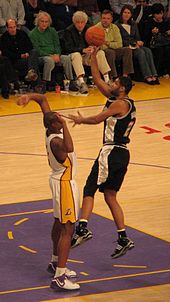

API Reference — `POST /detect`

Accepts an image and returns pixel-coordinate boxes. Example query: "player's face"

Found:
[101,13,113,28]
[74,20,86,32]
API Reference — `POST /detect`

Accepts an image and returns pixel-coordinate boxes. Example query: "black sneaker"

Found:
[71,228,93,248]
[111,237,134,259]
[69,80,79,92]
[47,261,57,275]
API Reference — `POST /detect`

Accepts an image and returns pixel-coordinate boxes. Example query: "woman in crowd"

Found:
[116,4,159,84]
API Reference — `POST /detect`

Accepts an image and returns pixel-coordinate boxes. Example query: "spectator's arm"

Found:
[17,0,26,26]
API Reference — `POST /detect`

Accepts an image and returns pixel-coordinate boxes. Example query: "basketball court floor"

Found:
[0,78,170,302]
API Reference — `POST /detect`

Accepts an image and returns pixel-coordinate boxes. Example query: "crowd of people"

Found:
[0,0,169,98]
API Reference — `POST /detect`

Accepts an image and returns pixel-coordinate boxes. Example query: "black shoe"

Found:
[153,78,160,85]
[71,227,93,248]
[111,237,134,259]
[144,79,155,85]
[47,261,57,275]
[1,91,9,99]
[69,80,79,92]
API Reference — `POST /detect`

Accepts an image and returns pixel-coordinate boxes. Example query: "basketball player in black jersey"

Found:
[69,46,136,258]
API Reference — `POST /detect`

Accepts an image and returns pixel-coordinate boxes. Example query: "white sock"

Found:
[51,255,58,263]
[78,77,85,85]
[103,74,110,83]
[55,267,66,277]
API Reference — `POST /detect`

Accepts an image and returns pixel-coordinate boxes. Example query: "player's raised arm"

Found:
[90,47,113,98]
[17,93,51,114]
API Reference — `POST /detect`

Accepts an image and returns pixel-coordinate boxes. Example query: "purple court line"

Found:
[0,151,170,169]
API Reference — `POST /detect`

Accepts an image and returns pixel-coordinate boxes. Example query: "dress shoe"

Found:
[2,92,9,99]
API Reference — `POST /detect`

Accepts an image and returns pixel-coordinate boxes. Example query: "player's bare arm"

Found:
[69,99,128,126]
[17,93,51,114]
[90,47,113,98]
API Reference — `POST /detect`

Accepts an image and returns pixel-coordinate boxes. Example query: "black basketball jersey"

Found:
[103,96,136,145]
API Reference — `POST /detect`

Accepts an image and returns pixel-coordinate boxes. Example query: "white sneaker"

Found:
[65,267,77,278]
[163,74,169,79]
[51,274,80,290]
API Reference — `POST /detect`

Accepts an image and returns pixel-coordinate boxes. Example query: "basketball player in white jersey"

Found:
[69,46,136,259]
[17,94,80,290]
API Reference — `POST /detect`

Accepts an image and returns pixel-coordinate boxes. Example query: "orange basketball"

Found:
[85,26,105,46]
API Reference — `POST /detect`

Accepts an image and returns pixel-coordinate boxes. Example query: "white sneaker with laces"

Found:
[51,274,80,290]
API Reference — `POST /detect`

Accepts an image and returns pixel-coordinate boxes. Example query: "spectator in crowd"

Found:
[46,0,77,31]
[64,10,111,94]
[133,0,152,40]
[109,0,136,21]
[30,11,78,91]
[0,0,28,34]
[116,5,159,84]
[77,0,101,25]
[0,54,20,99]
[97,0,112,12]
[22,0,47,30]
[96,10,134,79]
[149,0,170,19]
[142,3,170,77]
[0,19,39,84]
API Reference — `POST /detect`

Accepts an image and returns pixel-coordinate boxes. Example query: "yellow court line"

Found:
[14,218,29,225]
[80,272,89,276]
[0,207,169,243]
[0,269,169,295]
[113,265,147,269]
[19,245,37,254]
[68,259,84,264]
[0,209,52,218]
[7,231,13,240]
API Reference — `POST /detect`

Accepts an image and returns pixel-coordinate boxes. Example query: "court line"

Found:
[0,151,170,169]
[0,97,169,118]
[0,207,169,242]
[0,269,169,295]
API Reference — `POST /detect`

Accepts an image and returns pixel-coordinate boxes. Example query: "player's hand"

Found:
[68,111,83,126]
[17,94,30,106]
[90,46,99,56]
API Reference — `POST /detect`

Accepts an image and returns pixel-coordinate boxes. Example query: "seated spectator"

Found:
[0,54,20,99]
[77,0,101,25]
[0,0,28,35]
[22,0,47,30]
[46,0,77,31]
[96,10,134,79]
[29,11,78,91]
[0,19,39,84]
[109,0,136,21]
[149,0,170,19]
[63,10,111,94]
[97,0,112,12]
[133,0,152,40]
[116,5,159,84]
[142,3,170,77]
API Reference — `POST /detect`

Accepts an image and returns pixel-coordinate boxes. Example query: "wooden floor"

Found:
[0,78,170,301]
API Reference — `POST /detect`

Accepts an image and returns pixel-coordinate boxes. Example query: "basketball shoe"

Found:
[111,237,134,259]
[71,227,93,248]
[51,274,80,290]
[47,262,77,278]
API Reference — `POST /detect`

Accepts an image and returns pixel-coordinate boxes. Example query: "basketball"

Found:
[85,26,105,46]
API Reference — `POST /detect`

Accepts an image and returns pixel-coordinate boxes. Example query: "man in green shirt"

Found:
[30,11,78,91]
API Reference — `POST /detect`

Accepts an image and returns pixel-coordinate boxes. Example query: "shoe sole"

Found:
[111,242,135,259]
[51,281,80,290]
[71,233,93,248]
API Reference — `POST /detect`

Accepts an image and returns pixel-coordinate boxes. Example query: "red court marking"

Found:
[164,123,170,128]
[140,126,161,134]
[163,136,170,141]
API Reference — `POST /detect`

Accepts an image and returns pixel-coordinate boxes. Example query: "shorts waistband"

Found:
[104,143,127,149]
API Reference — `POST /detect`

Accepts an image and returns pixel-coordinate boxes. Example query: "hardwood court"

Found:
[0,78,170,301]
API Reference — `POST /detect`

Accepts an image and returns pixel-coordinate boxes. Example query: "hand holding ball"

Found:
[85,26,105,46]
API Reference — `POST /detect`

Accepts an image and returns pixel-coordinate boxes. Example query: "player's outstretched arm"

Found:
[17,93,51,114]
